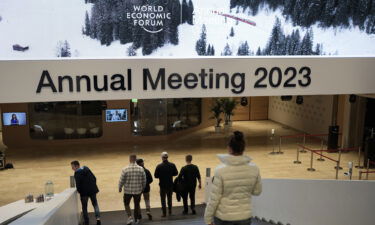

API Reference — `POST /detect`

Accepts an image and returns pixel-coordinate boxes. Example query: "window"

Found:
[131,98,201,136]
[29,101,104,140]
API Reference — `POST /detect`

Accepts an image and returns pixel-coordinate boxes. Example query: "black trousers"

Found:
[182,187,196,212]
[124,194,141,220]
[160,187,173,214]
[81,194,100,223]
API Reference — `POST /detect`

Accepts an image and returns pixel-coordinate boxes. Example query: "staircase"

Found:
[89,205,273,225]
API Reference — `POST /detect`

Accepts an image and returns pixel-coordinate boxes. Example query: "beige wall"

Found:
[232,97,269,121]
[268,95,333,135]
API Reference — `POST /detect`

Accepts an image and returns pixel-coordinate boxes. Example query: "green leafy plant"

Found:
[220,98,238,125]
[210,99,223,127]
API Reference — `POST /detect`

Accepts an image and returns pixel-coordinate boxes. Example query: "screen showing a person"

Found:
[2,112,27,126]
[106,109,128,122]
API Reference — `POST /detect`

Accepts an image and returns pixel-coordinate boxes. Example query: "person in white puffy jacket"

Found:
[204,131,262,225]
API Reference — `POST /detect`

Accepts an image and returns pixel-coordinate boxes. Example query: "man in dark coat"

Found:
[154,152,178,217]
[136,158,153,220]
[71,160,101,225]
[178,155,201,215]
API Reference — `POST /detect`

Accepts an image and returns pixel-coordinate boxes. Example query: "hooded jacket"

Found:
[74,166,99,197]
[204,154,262,224]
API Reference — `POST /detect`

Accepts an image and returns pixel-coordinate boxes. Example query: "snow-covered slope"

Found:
[0,0,374,59]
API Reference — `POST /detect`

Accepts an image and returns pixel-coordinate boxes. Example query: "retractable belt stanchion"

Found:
[269,133,277,155]
[294,145,301,164]
[317,139,325,161]
[335,160,339,179]
[300,134,307,153]
[355,147,363,169]
[307,149,316,171]
[359,171,362,180]
[334,149,343,170]
[366,159,370,180]
[277,137,283,154]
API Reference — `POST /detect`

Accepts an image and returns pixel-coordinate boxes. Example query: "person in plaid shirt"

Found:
[119,155,146,225]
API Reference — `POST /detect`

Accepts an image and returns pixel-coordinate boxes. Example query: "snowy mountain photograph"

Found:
[0,0,374,59]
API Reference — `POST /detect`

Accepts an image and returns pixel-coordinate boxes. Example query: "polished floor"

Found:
[0,121,373,212]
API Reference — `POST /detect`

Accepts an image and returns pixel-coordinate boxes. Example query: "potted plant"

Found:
[210,99,223,133]
[221,98,238,129]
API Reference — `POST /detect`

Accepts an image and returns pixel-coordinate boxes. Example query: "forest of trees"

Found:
[195,18,323,56]
[83,0,194,55]
[230,0,375,34]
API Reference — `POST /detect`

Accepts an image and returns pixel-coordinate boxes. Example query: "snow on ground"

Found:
[0,0,374,59]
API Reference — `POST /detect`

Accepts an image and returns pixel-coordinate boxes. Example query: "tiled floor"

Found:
[0,121,372,212]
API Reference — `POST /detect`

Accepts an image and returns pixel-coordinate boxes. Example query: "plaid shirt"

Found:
[119,163,146,195]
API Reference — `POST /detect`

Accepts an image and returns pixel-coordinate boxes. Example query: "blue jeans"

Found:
[81,194,100,223]
[214,217,252,225]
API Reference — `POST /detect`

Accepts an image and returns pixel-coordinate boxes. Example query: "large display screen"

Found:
[0,0,373,59]
[2,112,27,126]
[106,109,128,122]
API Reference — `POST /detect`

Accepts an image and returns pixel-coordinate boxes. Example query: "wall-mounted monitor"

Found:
[105,109,128,122]
[2,112,27,126]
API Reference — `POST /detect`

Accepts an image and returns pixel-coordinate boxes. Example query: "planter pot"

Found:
[214,126,221,133]
[155,125,165,132]
[224,124,231,132]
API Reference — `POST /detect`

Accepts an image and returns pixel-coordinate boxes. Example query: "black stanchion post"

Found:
[317,139,325,162]
[294,146,301,164]
[334,150,343,170]
[300,134,307,153]
[335,161,339,179]
[355,147,363,169]
[366,159,370,180]
[277,137,284,154]
[307,150,316,171]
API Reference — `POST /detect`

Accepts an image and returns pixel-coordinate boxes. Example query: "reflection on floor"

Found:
[0,120,373,212]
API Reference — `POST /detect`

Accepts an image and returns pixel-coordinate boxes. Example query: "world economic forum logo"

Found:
[126,4,174,34]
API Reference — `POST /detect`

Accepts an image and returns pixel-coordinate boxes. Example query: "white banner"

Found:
[0,57,374,103]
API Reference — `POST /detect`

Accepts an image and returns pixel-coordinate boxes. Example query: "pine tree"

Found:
[207,45,212,55]
[256,47,262,55]
[300,29,313,55]
[211,45,215,56]
[182,0,189,23]
[187,0,194,25]
[237,41,250,56]
[264,17,284,55]
[314,43,322,55]
[222,43,233,56]
[84,11,91,35]
[127,45,137,56]
[195,25,207,56]
[230,27,235,37]
[290,29,301,55]
[365,0,375,34]
[305,0,322,27]
[142,33,153,56]
[56,40,71,57]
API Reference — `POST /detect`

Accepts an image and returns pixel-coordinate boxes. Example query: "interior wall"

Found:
[268,95,333,135]
[232,97,250,121]
[0,98,214,148]
[232,97,269,121]
[250,97,269,120]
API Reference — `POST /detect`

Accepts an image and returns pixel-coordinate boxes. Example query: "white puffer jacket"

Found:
[204,154,262,224]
